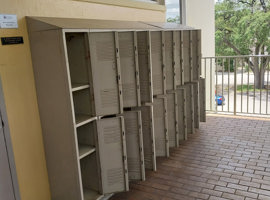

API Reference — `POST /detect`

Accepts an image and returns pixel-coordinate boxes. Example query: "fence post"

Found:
[234,59,237,115]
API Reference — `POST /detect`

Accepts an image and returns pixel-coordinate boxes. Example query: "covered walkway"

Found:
[111,114,270,200]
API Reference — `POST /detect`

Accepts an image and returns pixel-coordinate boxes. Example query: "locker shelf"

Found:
[75,114,96,127]
[83,188,102,200]
[72,84,90,92]
[79,145,96,159]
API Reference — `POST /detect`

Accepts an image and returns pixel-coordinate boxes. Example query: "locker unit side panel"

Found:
[28,29,83,200]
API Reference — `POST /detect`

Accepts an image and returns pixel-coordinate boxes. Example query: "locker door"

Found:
[119,32,138,108]
[137,31,153,103]
[174,31,181,86]
[124,111,145,181]
[89,32,121,116]
[140,106,156,171]
[177,88,187,141]
[200,78,206,122]
[183,31,191,83]
[167,93,177,147]
[193,82,200,129]
[97,117,128,194]
[165,31,174,91]
[192,31,200,81]
[185,84,195,134]
[151,32,164,95]
[153,98,169,157]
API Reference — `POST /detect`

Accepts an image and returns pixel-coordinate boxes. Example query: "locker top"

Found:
[26,16,199,32]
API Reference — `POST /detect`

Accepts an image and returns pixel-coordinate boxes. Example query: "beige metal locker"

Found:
[153,97,169,157]
[65,32,96,122]
[183,30,192,83]
[123,111,145,181]
[89,32,123,116]
[137,31,153,104]
[165,31,174,91]
[199,78,206,122]
[167,92,179,147]
[26,16,202,200]
[97,116,129,194]
[139,106,156,171]
[176,88,187,141]
[151,31,166,95]
[119,32,141,108]
[174,31,183,86]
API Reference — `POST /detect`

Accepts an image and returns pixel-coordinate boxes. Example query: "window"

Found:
[166,0,186,24]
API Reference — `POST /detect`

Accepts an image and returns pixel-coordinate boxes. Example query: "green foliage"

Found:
[167,16,180,23]
[215,0,270,56]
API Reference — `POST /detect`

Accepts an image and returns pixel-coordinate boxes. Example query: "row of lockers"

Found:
[65,29,201,118]
[124,78,206,183]
[27,17,205,200]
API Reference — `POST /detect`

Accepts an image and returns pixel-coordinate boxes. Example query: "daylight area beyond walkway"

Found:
[111,114,270,200]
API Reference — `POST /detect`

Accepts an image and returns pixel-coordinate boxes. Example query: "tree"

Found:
[167,16,180,23]
[215,0,270,88]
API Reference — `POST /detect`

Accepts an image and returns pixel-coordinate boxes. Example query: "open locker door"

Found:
[167,92,179,147]
[176,88,187,141]
[153,98,169,157]
[89,32,122,116]
[124,111,145,181]
[96,117,129,194]
[151,31,165,95]
[200,78,206,122]
[119,32,140,108]
[140,106,156,171]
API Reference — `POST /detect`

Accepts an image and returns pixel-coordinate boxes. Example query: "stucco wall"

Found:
[185,0,215,110]
[0,1,165,200]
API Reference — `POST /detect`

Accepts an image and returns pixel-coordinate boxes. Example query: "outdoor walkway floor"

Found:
[111,114,270,200]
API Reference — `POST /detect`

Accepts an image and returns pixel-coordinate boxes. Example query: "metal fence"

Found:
[202,55,270,116]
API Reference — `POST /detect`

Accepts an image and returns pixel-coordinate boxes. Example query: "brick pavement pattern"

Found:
[110,115,270,200]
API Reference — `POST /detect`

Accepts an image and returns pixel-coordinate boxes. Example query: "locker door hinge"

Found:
[123,156,127,161]
[0,112,4,128]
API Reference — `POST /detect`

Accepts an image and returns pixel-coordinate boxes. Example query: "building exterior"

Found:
[0,1,214,200]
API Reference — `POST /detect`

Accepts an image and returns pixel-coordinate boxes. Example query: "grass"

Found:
[236,84,267,92]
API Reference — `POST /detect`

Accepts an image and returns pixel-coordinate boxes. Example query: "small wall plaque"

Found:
[1,37,24,45]
[0,14,18,29]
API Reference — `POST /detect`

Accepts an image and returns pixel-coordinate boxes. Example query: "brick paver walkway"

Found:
[111,114,270,200]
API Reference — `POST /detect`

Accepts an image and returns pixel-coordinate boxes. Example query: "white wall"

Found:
[185,0,215,57]
[185,0,215,110]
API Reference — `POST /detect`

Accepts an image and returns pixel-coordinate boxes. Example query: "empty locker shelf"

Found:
[75,114,96,127]
[79,145,96,159]
[72,84,90,92]
[83,188,102,200]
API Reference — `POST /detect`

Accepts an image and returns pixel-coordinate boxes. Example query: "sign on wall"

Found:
[0,14,18,29]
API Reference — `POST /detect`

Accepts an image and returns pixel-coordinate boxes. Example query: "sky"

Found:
[166,0,180,19]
